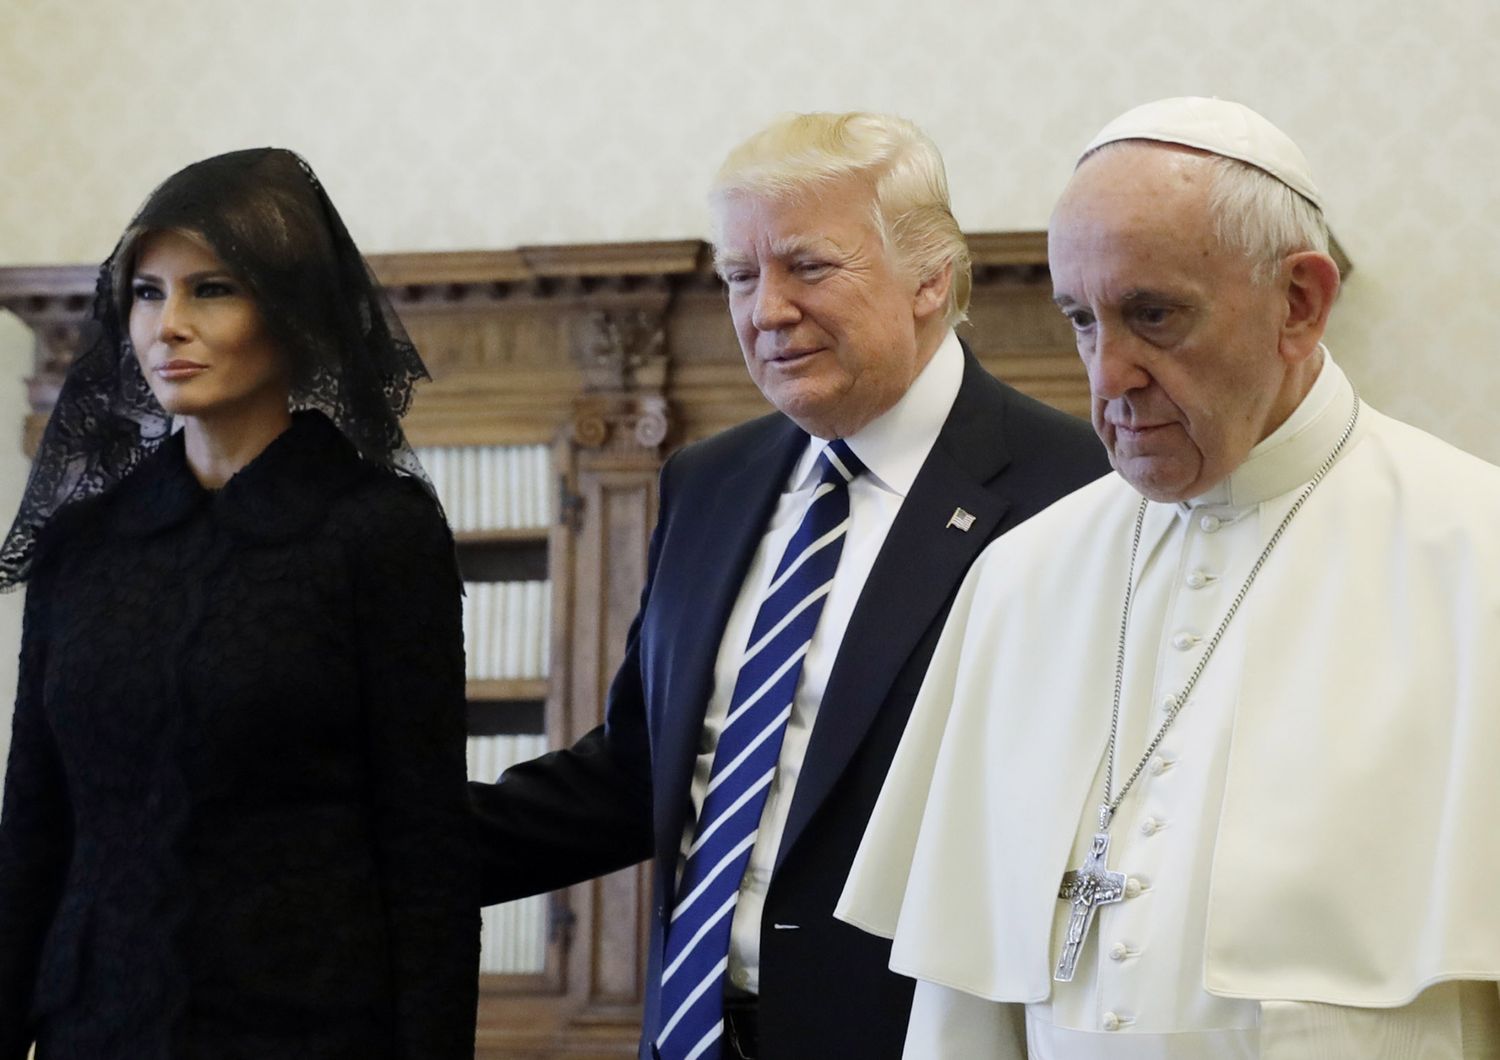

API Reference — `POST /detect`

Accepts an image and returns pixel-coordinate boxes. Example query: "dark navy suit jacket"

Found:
[471,346,1110,1058]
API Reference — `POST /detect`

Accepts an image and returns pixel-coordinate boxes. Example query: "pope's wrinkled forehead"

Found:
[1053,141,1217,235]
[1048,145,1233,304]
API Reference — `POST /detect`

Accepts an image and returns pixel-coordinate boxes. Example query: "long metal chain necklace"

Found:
[1053,394,1361,983]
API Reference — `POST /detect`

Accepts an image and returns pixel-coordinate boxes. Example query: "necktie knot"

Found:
[819,438,866,486]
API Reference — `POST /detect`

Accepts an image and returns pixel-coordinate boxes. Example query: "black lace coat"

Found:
[0,412,479,1059]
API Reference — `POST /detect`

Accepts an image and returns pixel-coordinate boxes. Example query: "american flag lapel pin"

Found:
[946,507,976,532]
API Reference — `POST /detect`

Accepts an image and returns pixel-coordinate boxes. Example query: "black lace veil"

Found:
[0,147,432,587]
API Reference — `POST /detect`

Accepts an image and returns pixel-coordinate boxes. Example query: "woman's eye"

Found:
[131,283,163,302]
[196,281,235,297]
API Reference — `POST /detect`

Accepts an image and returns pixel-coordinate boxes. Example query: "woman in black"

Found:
[0,149,478,1059]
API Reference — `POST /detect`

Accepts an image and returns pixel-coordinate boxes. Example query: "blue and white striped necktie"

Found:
[655,439,866,1060]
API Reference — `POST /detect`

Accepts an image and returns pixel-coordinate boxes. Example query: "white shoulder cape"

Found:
[837,406,1500,1007]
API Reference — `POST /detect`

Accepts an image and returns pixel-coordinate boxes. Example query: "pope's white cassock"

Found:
[836,354,1500,1058]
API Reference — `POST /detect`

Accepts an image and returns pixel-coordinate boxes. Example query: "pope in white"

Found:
[836,97,1500,1058]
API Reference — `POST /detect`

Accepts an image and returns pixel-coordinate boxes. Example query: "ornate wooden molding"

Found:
[0,229,1354,316]
[0,231,1353,456]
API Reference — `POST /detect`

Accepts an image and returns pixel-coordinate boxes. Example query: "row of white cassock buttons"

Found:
[1103,556,1218,1031]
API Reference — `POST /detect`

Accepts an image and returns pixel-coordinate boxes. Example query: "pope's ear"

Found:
[914,261,953,321]
[1279,251,1340,364]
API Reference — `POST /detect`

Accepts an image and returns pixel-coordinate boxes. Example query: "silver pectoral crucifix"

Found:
[1054,831,1127,982]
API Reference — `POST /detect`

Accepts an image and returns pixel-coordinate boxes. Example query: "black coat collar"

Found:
[109,410,370,542]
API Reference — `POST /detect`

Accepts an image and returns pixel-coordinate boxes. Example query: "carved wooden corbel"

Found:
[569,308,673,454]
[0,266,98,453]
[573,308,666,392]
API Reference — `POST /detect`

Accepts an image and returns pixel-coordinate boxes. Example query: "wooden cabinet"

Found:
[0,233,1101,1058]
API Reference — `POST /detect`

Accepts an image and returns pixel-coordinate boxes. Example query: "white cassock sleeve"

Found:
[834,552,985,940]
[904,981,1027,1058]
[837,560,1033,1054]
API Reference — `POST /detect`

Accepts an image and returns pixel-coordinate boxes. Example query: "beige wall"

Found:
[2,0,1498,765]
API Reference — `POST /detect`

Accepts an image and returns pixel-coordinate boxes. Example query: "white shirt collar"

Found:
[788,329,965,496]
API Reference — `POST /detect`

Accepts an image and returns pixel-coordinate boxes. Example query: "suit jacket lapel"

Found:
[650,417,807,878]
[775,352,1015,869]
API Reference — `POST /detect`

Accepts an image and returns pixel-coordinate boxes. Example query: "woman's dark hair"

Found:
[0,148,431,587]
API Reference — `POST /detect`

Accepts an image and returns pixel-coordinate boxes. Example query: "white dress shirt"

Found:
[681,329,964,993]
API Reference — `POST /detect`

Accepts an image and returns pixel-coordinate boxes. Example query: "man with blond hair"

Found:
[471,111,1105,1059]
[839,97,1500,1057]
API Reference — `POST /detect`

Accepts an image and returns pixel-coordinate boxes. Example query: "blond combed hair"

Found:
[710,112,972,325]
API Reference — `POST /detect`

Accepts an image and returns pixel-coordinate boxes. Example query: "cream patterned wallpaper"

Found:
[1,0,1498,755]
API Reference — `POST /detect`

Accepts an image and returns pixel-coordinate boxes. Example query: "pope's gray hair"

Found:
[1086,140,1332,284]
[1204,154,1330,283]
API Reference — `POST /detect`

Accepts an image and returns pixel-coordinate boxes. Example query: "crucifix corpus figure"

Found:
[1055,831,1126,982]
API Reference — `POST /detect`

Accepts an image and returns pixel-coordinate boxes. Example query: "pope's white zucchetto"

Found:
[1081,96,1324,212]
